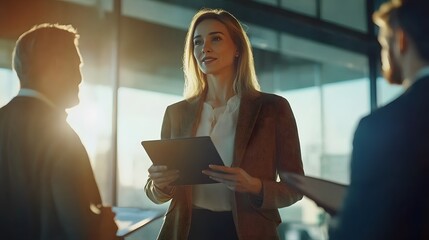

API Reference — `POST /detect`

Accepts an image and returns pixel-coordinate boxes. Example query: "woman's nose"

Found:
[202,43,211,53]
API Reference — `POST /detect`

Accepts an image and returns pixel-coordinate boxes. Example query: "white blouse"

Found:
[192,95,240,211]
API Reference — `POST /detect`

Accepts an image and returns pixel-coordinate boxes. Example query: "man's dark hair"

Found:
[373,0,429,61]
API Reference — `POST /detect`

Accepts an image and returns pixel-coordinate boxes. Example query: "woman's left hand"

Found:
[202,165,262,195]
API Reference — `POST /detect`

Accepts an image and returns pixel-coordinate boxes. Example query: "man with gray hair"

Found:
[0,23,119,240]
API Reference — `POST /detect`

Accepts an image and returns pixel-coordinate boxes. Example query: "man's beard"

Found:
[383,52,403,85]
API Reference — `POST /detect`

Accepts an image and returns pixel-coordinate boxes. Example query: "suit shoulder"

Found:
[257,92,290,106]
[356,102,396,132]
[167,99,188,108]
[165,99,191,113]
[361,90,417,125]
[355,88,429,140]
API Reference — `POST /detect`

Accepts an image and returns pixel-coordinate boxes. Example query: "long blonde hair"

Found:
[183,8,260,100]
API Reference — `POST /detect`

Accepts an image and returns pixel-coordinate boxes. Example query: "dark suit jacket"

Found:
[330,76,429,240]
[0,96,108,240]
[145,90,304,240]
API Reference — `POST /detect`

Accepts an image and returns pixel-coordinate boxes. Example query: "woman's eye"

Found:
[194,39,202,46]
[212,36,222,41]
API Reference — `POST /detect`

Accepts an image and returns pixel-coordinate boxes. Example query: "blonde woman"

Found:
[146,8,304,240]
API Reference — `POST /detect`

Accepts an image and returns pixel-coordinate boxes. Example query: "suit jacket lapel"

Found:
[181,95,205,137]
[233,90,261,167]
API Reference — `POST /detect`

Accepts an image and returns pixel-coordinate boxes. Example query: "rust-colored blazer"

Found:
[145,90,304,240]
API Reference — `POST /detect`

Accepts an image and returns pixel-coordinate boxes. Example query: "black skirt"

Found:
[188,208,239,240]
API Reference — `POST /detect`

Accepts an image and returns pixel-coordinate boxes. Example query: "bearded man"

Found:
[330,0,429,239]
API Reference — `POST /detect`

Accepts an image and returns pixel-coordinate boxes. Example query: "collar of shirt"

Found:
[414,65,429,82]
[224,94,240,113]
[17,88,57,109]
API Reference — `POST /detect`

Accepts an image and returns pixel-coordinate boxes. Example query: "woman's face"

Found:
[193,19,238,76]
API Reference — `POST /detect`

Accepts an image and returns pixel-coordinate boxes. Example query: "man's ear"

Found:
[396,28,408,54]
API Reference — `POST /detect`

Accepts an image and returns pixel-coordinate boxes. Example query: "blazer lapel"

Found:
[233,90,261,167]
[180,95,205,137]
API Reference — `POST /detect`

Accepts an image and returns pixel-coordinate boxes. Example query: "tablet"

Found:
[141,136,225,185]
[281,172,348,216]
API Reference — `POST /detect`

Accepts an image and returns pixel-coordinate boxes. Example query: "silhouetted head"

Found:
[12,23,82,109]
[183,8,260,99]
[373,0,429,84]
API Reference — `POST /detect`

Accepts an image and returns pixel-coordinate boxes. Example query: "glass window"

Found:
[0,68,19,107]
[116,6,187,208]
[281,0,317,16]
[321,0,367,32]
[256,33,370,234]
[377,77,404,107]
[66,82,114,204]
[254,0,317,17]
[254,0,367,32]
[117,87,181,209]
[253,0,278,6]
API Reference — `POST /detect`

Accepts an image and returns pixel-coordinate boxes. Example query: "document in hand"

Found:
[141,136,225,185]
[281,172,348,216]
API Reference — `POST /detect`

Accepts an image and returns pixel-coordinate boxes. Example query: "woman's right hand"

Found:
[148,165,179,193]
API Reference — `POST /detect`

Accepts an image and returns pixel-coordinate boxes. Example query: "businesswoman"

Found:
[145,8,304,240]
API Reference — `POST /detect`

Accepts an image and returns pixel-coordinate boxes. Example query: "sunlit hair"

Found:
[12,23,80,86]
[183,8,260,100]
[373,0,429,61]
